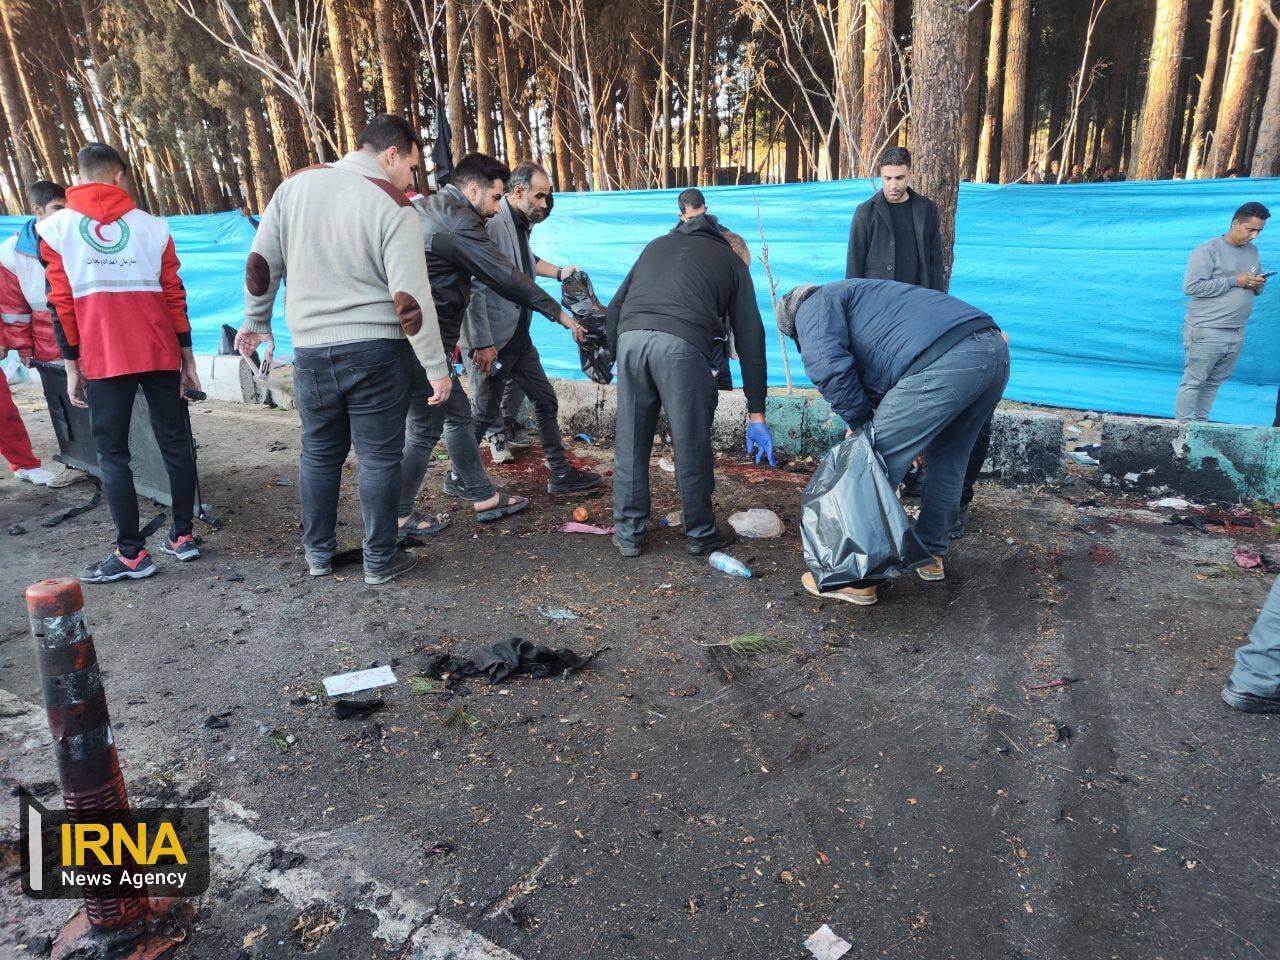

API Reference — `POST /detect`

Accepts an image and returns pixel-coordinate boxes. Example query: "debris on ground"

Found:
[333,698,386,720]
[694,632,779,656]
[660,511,682,527]
[1149,497,1194,510]
[537,607,578,620]
[658,456,675,473]
[1026,677,1080,691]
[558,521,614,535]
[708,551,752,579]
[572,506,590,522]
[202,714,231,729]
[424,843,454,857]
[1088,543,1119,565]
[1234,546,1264,569]
[272,477,293,486]
[268,440,288,451]
[1070,444,1101,465]
[728,508,785,538]
[423,637,603,688]
[804,924,852,960]
[573,433,594,445]
[7,524,25,536]
[321,665,398,697]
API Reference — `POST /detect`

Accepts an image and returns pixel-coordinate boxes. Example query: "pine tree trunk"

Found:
[912,0,966,289]
[1213,0,1261,175]
[975,0,1006,182]
[1,4,65,181]
[659,0,672,187]
[1251,32,1280,177]
[248,3,311,172]
[77,0,119,143]
[373,0,404,116]
[0,105,22,212]
[1187,0,1228,177]
[682,0,701,185]
[496,25,522,163]
[697,0,717,185]
[835,0,864,178]
[323,0,364,151]
[0,8,35,190]
[998,0,1030,182]
[244,103,279,210]
[445,0,468,159]
[470,2,497,156]
[1099,15,1137,171]
[626,36,648,187]
[958,1,985,181]
[860,0,896,175]
[1134,0,1189,179]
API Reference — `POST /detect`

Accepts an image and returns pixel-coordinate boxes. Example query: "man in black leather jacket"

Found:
[397,153,596,533]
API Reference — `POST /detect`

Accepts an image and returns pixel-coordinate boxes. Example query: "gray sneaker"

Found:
[487,432,515,464]
[364,549,420,585]
[506,424,534,448]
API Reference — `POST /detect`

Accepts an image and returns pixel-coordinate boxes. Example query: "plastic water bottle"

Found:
[708,551,752,579]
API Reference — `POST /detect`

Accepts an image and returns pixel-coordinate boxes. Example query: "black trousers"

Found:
[86,370,196,556]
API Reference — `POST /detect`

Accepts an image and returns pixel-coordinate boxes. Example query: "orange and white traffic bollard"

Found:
[27,578,190,959]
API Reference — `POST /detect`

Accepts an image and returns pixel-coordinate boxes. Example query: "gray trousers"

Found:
[466,344,569,471]
[292,339,412,575]
[1231,575,1280,699]
[871,329,1010,558]
[1175,324,1243,421]
[398,360,496,516]
[613,329,718,543]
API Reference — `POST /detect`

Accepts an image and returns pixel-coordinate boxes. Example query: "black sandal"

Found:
[397,510,450,537]
[474,492,530,523]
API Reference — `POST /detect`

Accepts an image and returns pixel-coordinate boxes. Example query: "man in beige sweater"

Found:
[236,115,450,586]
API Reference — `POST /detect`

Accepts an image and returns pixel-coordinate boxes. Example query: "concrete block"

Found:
[1101,415,1280,501]
[196,354,255,403]
[985,409,1065,485]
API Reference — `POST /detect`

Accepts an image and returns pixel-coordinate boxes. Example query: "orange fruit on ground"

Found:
[572,506,589,522]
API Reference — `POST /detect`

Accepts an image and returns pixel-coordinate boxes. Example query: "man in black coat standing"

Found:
[845,146,945,292]
[606,214,776,558]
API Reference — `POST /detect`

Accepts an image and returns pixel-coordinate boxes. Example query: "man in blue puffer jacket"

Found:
[776,279,1010,603]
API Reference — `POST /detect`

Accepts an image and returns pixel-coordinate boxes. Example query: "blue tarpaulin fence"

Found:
[6,175,1277,424]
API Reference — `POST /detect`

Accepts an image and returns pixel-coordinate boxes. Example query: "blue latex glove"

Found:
[745,421,776,467]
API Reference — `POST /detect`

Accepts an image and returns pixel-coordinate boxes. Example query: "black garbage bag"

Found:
[561,270,614,384]
[801,429,932,590]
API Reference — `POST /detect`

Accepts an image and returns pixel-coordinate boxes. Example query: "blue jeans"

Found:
[292,339,412,575]
[871,329,1010,557]
[1230,576,1280,699]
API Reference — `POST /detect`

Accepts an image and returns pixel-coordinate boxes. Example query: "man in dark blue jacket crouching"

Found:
[777,280,1010,603]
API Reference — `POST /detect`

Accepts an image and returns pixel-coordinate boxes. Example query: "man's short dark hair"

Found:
[878,146,912,170]
[356,114,423,156]
[1233,201,1270,223]
[29,180,66,208]
[678,188,706,213]
[509,161,550,193]
[452,153,511,190]
[77,143,127,182]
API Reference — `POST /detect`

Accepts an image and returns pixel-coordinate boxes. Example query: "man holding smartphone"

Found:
[1175,202,1270,422]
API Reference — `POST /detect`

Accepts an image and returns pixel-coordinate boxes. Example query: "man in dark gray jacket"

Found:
[462,161,600,493]
[607,214,775,557]
[845,147,945,292]
[777,280,1009,604]
[398,153,592,533]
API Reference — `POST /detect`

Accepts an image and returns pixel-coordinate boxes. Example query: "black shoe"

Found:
[613,535,642,558]
[364,549,420,585]
[80,549,157,583]
[687,526,738,556]
[548,465,603,494]
[1221,680,1280,713]
[948,511,967,540]
[442,471,479,500]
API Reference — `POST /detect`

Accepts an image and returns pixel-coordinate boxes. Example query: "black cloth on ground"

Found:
[423,637,597,687]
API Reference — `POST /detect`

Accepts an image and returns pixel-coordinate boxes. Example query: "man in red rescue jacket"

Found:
[38,143,203,583]
[1,180,66,485]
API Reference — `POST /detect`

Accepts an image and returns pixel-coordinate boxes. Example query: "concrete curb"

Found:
[193,355,1066,488]
[1100,415,1280,502]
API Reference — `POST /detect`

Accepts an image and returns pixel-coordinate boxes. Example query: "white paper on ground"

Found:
[322,665,398,697]
[804,924,852,960]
